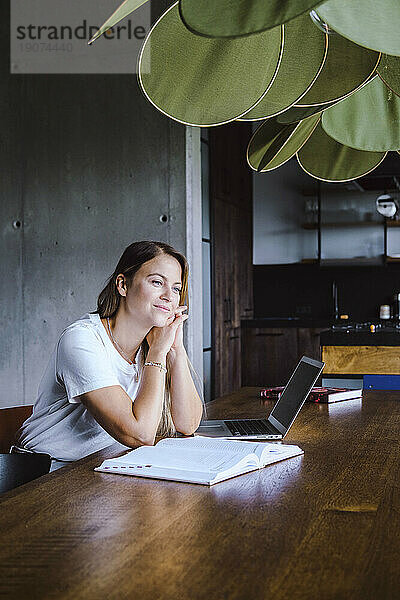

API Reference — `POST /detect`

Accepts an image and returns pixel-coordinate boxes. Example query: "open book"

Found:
[95,436,304,486]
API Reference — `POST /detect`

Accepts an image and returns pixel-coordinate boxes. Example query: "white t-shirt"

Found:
[16,313,141,461]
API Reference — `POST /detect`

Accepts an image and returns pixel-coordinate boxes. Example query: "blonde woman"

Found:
[14,241,203,469]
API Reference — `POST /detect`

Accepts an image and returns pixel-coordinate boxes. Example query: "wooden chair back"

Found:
[0,405,33,453]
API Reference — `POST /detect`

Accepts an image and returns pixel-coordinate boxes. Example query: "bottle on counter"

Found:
[393,293,400,320]
[380,304,391,320]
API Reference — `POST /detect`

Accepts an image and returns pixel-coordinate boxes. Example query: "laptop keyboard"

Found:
[224,419,278,436]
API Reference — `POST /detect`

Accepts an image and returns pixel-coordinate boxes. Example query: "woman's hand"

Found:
[146,306,188,358]
[170,306,188,353]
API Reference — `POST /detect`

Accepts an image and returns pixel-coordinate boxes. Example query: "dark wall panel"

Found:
[254,264,400,322]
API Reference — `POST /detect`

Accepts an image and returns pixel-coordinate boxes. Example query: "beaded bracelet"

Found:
[144,361,167,374]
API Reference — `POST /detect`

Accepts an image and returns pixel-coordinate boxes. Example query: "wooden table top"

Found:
[1,388,400,600]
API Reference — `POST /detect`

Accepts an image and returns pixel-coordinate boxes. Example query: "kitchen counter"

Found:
[241,318,400,386]
[320,329,400,346]
[242,320,400,345]
[241,318,331,328]
[320,324,400,379]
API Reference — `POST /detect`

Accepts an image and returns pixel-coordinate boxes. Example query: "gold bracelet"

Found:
[144,361,167,373]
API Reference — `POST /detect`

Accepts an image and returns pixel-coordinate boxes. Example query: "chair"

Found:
[0,404,33,453]
[0,453,51,494]
[0,405,51,494]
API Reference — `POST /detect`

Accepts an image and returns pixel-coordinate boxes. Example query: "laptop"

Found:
[196,356,324,439]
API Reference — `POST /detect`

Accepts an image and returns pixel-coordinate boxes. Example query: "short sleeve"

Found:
[56,325,120,403]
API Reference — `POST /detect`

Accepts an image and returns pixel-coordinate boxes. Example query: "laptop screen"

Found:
[269,359,323,430]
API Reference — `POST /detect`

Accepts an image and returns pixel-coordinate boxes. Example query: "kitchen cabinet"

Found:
[322,345,400,374]
[241,326,324,387]
[320,327,400,389]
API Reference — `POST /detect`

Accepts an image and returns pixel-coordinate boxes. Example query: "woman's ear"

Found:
[116,274,127,297]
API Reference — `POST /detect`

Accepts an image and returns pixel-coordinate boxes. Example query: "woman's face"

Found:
[118,254,183,328]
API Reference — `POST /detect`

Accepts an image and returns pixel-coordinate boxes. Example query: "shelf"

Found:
[302,221,383,230]
[320,257,384,266]
[302,223,318,230]
[301,256,385,266]
[302,192,398,264]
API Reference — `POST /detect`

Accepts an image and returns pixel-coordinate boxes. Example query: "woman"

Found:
[13,241,203,469]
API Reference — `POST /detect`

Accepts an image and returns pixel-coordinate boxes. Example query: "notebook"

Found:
[196,356,324,439]
[94,436,304,486]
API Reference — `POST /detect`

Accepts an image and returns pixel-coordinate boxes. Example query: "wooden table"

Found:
[1,388,400,600]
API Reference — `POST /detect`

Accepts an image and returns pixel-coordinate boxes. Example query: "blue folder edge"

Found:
[363,375,400,390]
[323,374,400,391]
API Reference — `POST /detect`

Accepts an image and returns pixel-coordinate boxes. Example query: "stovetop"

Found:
[330,321,400,333]
[321,320,400,346]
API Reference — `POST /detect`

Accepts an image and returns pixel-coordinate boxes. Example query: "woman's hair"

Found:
[96,241,190,438]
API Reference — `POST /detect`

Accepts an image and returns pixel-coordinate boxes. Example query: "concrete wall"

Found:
[0,1,202,407]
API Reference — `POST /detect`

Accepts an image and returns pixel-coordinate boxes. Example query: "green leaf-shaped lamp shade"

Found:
[179,0,325,38]
[240,12,327,120]
[297,32,379,106]
[317,0,400,56]
[88,0,149,44]
[138,3,283,126]
[377,55,400,97]
[322,77,400,152]
[277,99,340,124]
[247,114,320,172]
[297,122,387,182]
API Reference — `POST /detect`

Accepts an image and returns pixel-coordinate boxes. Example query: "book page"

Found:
[259,443,304,466]
[103,440,259,474]
[158,436,263,456]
